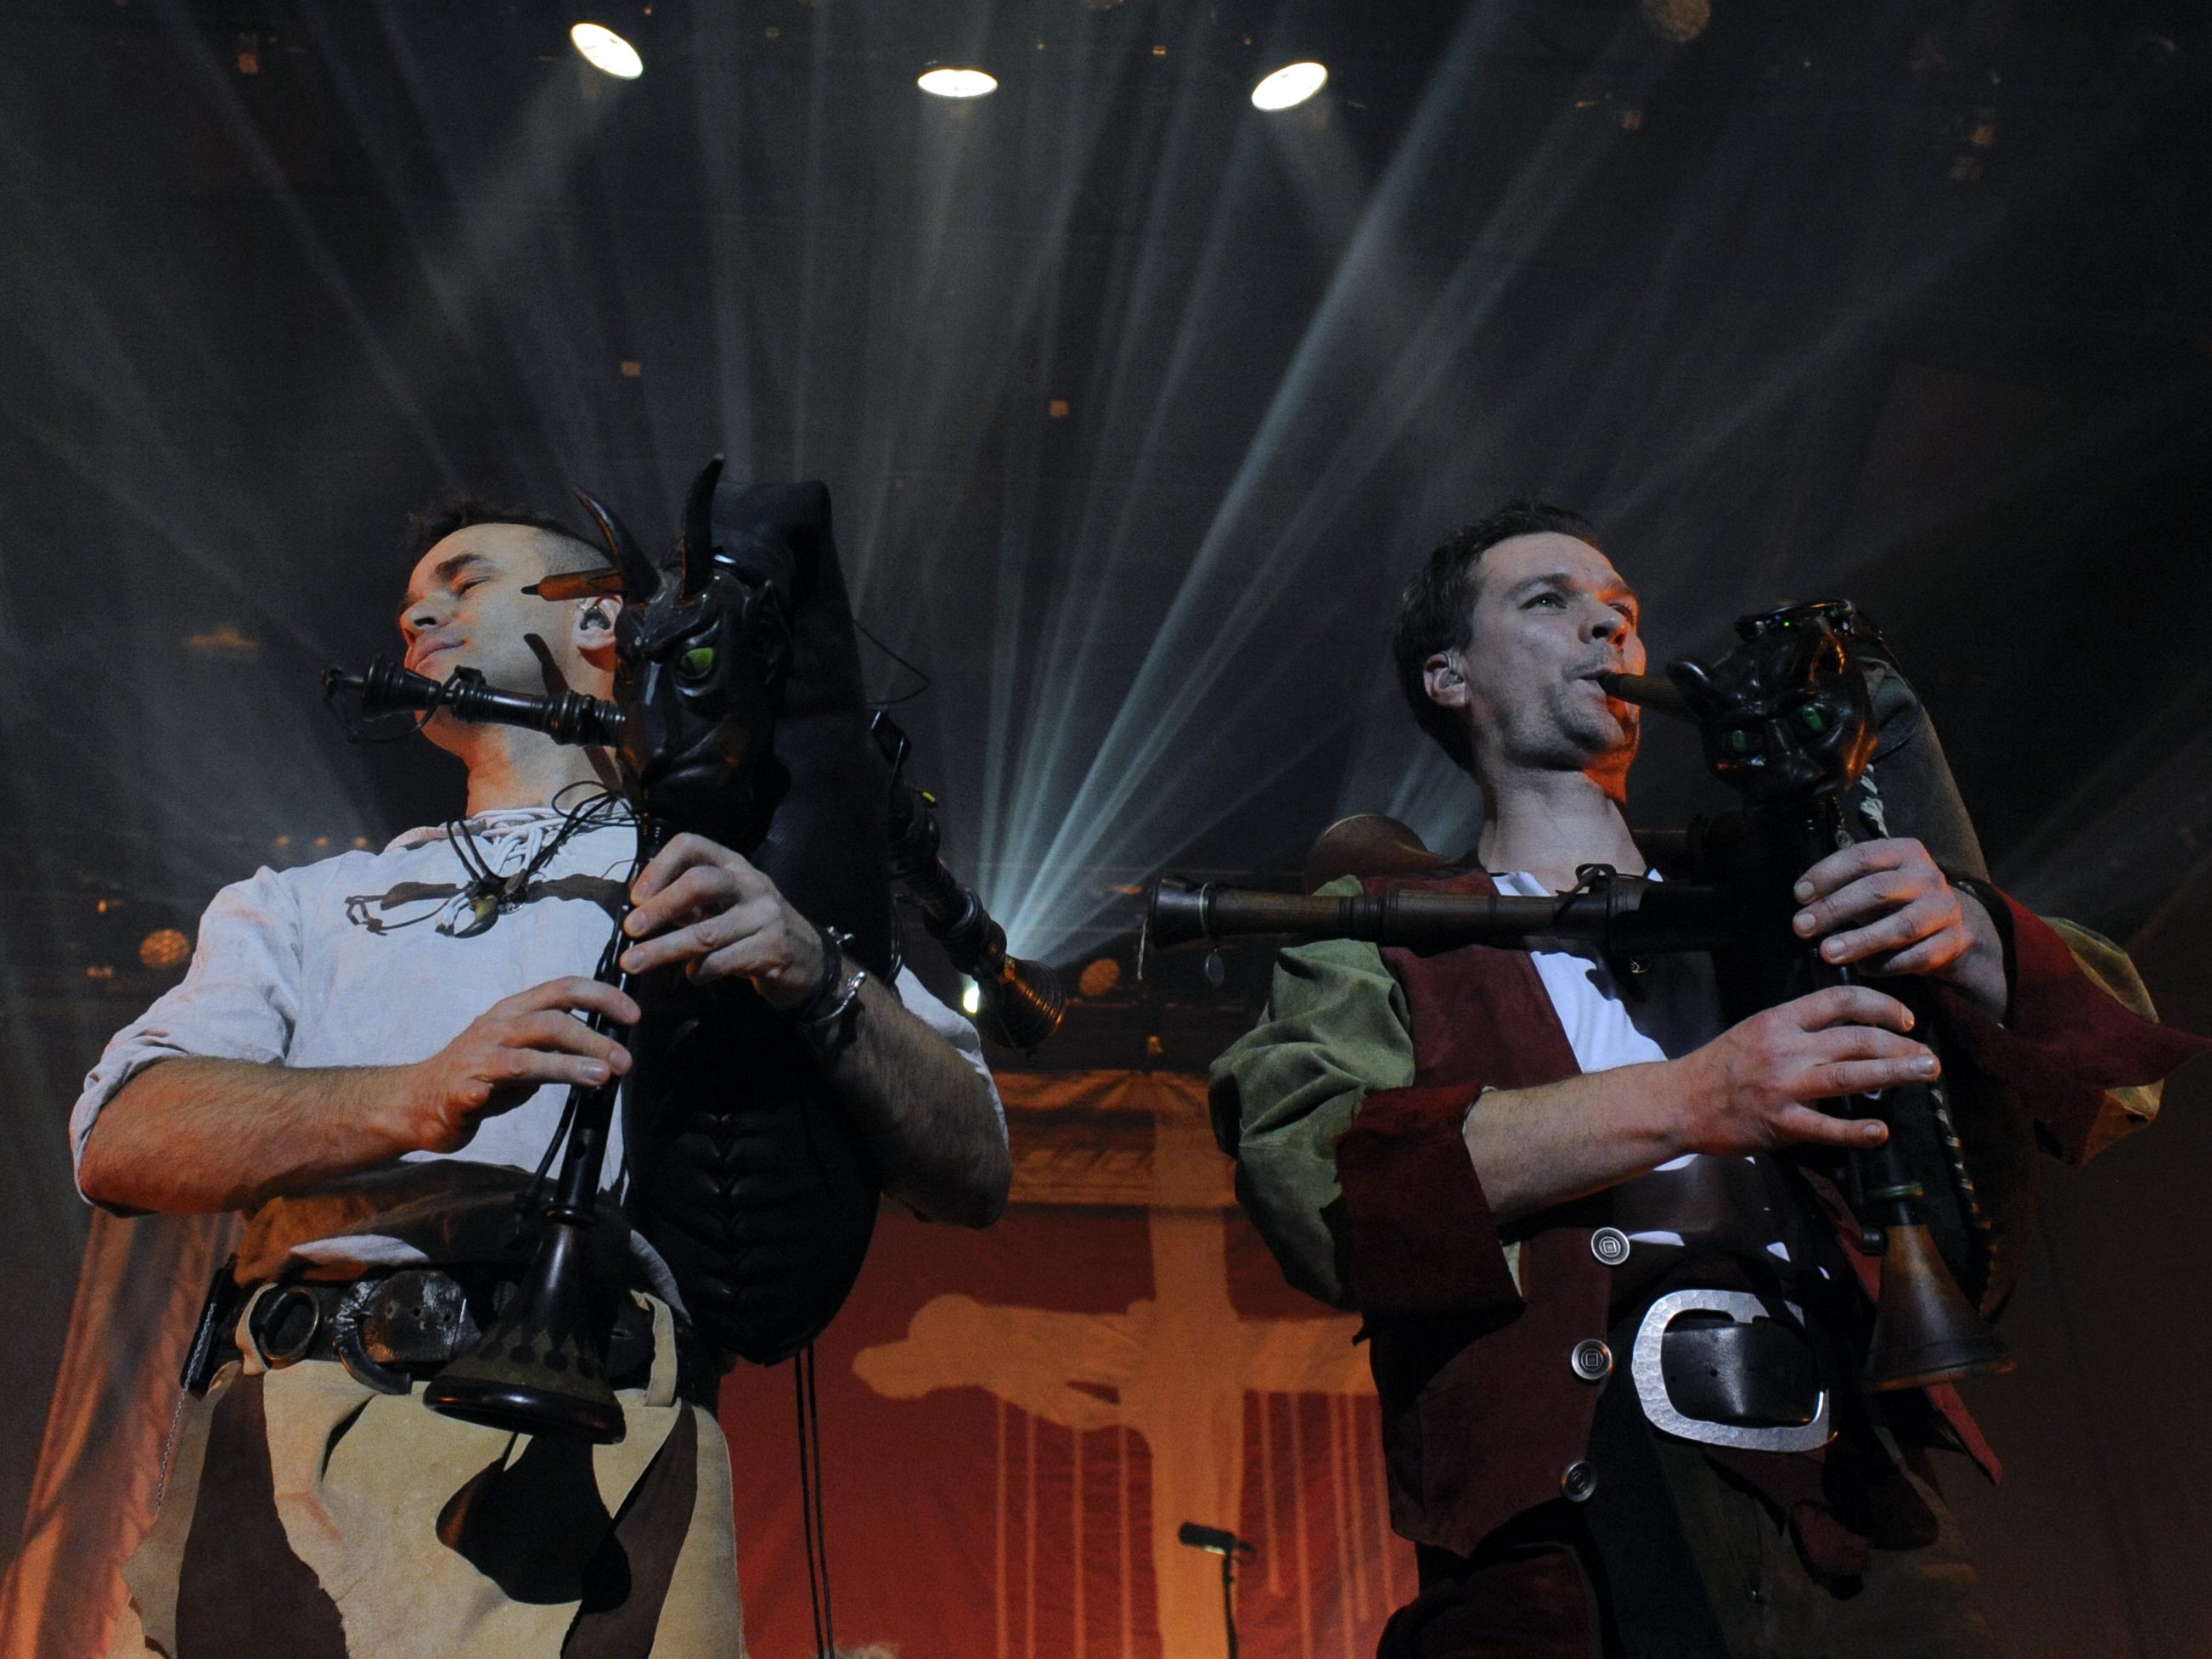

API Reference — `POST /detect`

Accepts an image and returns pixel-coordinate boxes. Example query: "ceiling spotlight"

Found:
[1251,60,1327,111]
[918,65,999,98]
[571,21,644,79]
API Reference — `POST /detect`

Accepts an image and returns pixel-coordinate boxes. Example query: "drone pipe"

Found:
[324,657,627,748]
[1145,874,1735,956]
[887,785,1066,1050]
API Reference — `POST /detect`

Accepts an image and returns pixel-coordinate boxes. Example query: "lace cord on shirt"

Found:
[436,790,634,939]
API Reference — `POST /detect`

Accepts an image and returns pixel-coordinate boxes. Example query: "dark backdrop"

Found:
[1,0,2206,1651]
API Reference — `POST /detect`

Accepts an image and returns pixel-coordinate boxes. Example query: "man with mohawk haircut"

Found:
[75,496,1010,1658]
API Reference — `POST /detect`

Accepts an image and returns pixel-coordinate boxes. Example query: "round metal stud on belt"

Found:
[1590,1227,1631,1268]
[1559,1459,1597,1503]
[1569,1338,1613,1382]
[245,1284,321,1366]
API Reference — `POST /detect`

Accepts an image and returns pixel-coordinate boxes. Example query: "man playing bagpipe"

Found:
[1211,503,2205,1658]
[74,485,1011,1657]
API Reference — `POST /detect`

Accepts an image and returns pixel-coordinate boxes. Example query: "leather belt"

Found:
[239,1268,718,1410]
[1629,1288,1833,1454]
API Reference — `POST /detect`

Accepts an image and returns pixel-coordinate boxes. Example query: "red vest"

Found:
[1335,864,1618,1555]
[1329,856,2206,1558]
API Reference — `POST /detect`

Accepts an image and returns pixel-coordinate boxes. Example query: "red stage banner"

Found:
[720,1071,1415,1659]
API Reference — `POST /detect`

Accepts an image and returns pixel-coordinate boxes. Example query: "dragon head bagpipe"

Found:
[1151,599,2029,1390]
[329,458,899,1371]
[327,457,1062,1384]
[576,459,896,1365]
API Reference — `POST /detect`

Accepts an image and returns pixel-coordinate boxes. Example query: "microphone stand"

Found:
[1177,1522,1255,1659]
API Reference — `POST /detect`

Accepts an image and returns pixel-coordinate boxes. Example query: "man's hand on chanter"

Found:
[1463,982,1936,1222]
[1668,984,1936,1156]
[617,832,825,1006]
[1789,835,2007,1017]
[402,976,639,1153]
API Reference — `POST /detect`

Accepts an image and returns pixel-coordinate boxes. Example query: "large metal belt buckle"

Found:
[331,1269,480,1395]
[1629,1287,1833,1454]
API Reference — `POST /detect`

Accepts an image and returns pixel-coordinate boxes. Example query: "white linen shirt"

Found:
[1491,869,1720,1072]
[1493,869,1810,1274]
[71,808,1002,1205]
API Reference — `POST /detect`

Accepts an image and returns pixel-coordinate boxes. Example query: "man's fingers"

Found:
[624,863,758,942]
[1793,839,1911,905]
[1770,1104,1889,1150]
[630,832,718,902]
[1815,895,1956,965]
[632,832,763,904]
[1807,1025,1931,1065]
[503,976,640,1025]
[481,1049,626,1096]
[689,931,785,986]
[1804,1054,1939,1099]
[623,865,723,937]
[619,919,717,975]
[1793,869,1917,939]
[622,900,775,974]
[504,1010,633,1069]
[1869,933,1967,978]
[1791,984,1916,1033]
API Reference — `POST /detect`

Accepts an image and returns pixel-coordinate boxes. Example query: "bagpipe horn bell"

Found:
[421,1215,627,1444]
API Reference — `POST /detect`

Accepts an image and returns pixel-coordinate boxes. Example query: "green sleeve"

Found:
[1208,878,1416,1309]
[2046,917,2166,1157]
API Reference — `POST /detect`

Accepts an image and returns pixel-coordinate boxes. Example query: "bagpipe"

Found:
[324,458,1061,1441]
[1148,600,2013,1391]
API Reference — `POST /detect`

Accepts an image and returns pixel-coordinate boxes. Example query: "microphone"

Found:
[1176,1521,1255,1557]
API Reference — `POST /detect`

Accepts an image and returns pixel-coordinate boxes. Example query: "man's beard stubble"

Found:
[1495,680,1640,776]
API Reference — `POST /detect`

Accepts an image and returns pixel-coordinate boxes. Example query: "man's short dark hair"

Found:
[1390,501,1601,772]
[404,498,609,576]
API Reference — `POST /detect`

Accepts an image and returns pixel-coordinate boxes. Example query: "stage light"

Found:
[918,66,998,98]
[1077,957,1122,998]
[961,978,982,1015]
[1251,61,1327,111]
[138,929,192,971]
[570,22,644,80]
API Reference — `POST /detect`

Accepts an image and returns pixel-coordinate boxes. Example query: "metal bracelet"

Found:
[787,923,866,1054]
[793,965,868,1057]
[795,965,868,1033]
[785,924,854,1023]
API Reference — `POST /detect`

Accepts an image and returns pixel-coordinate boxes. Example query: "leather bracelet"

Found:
[795,965,867,1038]
[784,923,853,1022]
[786,922,866,1054]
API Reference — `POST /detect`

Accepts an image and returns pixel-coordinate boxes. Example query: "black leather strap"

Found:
[1580,1315,1735,1659]
[242,1269,718,1409]
[1660,1313,1824,1427]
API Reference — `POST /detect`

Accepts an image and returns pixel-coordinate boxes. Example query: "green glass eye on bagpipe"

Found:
[1146,600,2012,1392]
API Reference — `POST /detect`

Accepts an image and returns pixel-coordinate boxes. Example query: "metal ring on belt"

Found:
[1629,1288,1834,1454]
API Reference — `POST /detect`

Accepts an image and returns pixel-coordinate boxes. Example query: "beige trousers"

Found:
[108,1296,743,1659]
